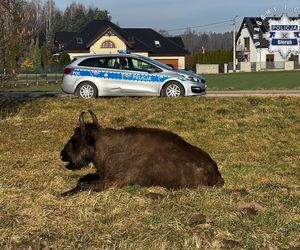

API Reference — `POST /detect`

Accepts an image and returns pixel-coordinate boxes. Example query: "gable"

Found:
[90,30,127,54]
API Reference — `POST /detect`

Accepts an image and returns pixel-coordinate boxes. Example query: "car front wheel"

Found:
[76,82,98,99]
[162,81,185,97]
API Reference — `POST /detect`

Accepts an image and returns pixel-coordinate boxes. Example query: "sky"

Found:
[54,0,300,34]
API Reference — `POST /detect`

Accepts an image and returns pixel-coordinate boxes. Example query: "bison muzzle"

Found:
[61,110,224,196]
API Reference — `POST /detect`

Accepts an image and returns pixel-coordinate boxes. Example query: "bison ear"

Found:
[79,111,87,135]
[88,110,102,128]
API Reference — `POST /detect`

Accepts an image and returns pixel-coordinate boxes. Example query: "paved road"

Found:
[0,90,300,99]
[206,90,300,97]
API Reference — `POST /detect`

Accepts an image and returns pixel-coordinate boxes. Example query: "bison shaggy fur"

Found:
[60,110,224,196]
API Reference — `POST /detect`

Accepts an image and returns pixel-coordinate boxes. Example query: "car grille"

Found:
[191,87,205,93]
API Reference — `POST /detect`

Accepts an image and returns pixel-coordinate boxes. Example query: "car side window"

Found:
[79,57,106,68]
[102,58,119,69]
[104,57,131,70]
[78,56,161,72]
[127,58,161,72]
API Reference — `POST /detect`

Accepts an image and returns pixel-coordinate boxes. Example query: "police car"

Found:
[62,53,206,98]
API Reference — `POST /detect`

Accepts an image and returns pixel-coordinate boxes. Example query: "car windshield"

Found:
[140,56,174,71]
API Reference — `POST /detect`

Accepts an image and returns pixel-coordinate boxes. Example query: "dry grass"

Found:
[0,96,299,249]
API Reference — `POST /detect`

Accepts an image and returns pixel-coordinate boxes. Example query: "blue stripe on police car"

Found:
[70,69,172,83]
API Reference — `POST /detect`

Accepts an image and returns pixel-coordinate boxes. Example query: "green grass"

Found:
[0,83,61,92]
[0,97,299,249]
[205,71,300,90]
[1,71,300,92]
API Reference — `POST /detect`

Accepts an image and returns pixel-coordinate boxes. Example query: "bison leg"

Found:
[78,173,101,183]
[61,181,105,196]
[61,173,104,197]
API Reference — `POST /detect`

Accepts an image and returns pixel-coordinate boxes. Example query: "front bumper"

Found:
[183,81,206,96]
[191,86,206,94]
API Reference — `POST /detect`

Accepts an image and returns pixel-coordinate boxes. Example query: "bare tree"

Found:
[0,0,38,74]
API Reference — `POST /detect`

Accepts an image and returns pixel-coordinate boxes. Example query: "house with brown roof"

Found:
[54,20,189,69]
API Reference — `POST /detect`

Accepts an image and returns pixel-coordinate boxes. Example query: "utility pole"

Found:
[233,15,238,72]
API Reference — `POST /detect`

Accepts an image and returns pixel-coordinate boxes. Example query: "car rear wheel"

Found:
[76,82,97,99]
[162,81,185,97]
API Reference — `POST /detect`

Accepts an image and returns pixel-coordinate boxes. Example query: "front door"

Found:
[118,57,162,96]
[266,54,274,69]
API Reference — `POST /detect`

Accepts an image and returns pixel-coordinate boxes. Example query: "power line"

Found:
[168,23,232,34]
[165,19,233,32]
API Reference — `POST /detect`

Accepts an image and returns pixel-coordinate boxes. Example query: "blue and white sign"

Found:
[264,14,300,59]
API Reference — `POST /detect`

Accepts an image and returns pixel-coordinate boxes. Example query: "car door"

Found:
[96,57,124,96]
[118,57,162,96]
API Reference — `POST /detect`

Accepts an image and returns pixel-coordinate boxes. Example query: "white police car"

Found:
[62,53,206,98]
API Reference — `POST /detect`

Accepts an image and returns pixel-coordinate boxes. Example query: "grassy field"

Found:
[1,71,300,92]
[205,71,300,90]
[0,96,299,249]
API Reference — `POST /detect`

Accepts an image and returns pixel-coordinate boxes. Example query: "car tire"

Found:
[76,81,98,99]
[162,81,185,97]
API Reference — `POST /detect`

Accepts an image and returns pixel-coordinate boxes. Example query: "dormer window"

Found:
[154,40,161,47]
[154,40,161,48]
[128,37,135,44]
[101,40,115,48]
[76,37,83,44]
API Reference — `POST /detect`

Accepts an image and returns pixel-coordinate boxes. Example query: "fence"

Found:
[294,61,300,70]
[259,61,285,70]
[0,65,65,87]
[196,60,300,74]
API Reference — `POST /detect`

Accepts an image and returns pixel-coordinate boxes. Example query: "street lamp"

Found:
[233,15,238,72]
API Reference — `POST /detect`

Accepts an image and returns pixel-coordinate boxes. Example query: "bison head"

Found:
[61,110,100,170]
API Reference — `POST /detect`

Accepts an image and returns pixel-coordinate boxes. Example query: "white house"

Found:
[236,16,300,70]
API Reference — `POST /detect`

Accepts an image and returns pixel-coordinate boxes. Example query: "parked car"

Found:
[61,53,206,98]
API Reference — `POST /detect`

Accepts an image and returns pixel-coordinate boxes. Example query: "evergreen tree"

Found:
[28,38,40,70]
[40,45,49,68]
[59,53,71,66]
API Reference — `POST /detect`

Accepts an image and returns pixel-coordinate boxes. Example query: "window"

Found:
[128,37,135,44]
[129,58,160,72]
[154,40,161,47]
[101,40,115,48]
[79,57,106,68]
[244,37,250,51]
[76,37,83,44]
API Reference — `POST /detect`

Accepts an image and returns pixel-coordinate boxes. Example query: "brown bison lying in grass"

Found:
[60,110,224,196]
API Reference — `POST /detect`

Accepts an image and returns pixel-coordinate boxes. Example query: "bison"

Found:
[60,110,224,196]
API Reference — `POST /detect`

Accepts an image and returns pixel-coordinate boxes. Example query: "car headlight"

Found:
[182,75,200,82]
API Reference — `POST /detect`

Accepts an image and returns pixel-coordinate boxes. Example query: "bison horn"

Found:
[79,112,86,131]
[88,110,98,124]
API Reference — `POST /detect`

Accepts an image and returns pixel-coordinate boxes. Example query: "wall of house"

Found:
[237,27,258,63]
[132,52,149,57]
[257,49,283,63]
